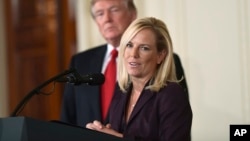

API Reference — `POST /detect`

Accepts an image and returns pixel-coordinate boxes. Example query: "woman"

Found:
[86,17,192,141]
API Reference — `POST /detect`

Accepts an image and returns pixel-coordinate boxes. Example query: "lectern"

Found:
[0,117,132,141]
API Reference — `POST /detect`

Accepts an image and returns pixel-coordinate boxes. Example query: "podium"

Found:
[0,116,132,141]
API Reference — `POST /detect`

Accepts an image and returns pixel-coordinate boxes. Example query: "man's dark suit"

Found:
[173,54,189,99]
[109,82,192,141]
[60,44,189,127]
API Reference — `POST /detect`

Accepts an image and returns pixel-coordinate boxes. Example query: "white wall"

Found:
[0,0,8,117]
[184,0,250,140]
[76,0,250,140]
[76,0,106,52]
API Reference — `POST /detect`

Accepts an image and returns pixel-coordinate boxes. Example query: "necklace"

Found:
[131,104,135,108]
[126,89,140,122]
[129,89,140,109]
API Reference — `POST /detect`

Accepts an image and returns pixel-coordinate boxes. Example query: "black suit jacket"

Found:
[60,44,107,127]
[60,44,189,127]
[173,54,189,100]
[109,82,192,141]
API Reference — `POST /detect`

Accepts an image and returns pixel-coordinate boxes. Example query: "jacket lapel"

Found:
[110,88,128,128]
[127,89,155,123]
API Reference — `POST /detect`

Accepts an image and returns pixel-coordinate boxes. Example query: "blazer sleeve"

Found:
[158,83,192,141]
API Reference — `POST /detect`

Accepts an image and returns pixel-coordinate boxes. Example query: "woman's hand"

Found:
[86,120,123,138]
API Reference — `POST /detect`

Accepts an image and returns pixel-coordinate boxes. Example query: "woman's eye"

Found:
[140,46,150,51]
[126,43,133,48]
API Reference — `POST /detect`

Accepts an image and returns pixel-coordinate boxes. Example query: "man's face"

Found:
[92,0,136,46]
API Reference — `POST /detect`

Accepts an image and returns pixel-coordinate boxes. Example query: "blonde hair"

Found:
[118,17,178,93]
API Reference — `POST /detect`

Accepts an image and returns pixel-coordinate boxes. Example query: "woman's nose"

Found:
[130,47,139,58]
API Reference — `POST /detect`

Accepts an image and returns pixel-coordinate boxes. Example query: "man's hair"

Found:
[90,0,137,18]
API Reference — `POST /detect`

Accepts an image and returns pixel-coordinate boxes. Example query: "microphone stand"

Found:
[10,68,76,117]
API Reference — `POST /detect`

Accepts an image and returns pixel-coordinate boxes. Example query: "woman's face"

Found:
[124,28,165,81]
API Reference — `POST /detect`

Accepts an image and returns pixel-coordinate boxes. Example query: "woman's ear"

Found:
[157,50,167,64]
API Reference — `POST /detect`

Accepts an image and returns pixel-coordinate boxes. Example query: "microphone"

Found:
[56,72,105,85]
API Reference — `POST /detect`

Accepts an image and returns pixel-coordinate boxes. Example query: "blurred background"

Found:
[0,0,249,140]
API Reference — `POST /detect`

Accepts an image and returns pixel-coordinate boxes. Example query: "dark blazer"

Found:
[60,44,107,127]
[60,44,189,127]
[109,82,192,141]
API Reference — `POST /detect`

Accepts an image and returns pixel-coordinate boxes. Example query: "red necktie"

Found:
[101,49,118,120]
